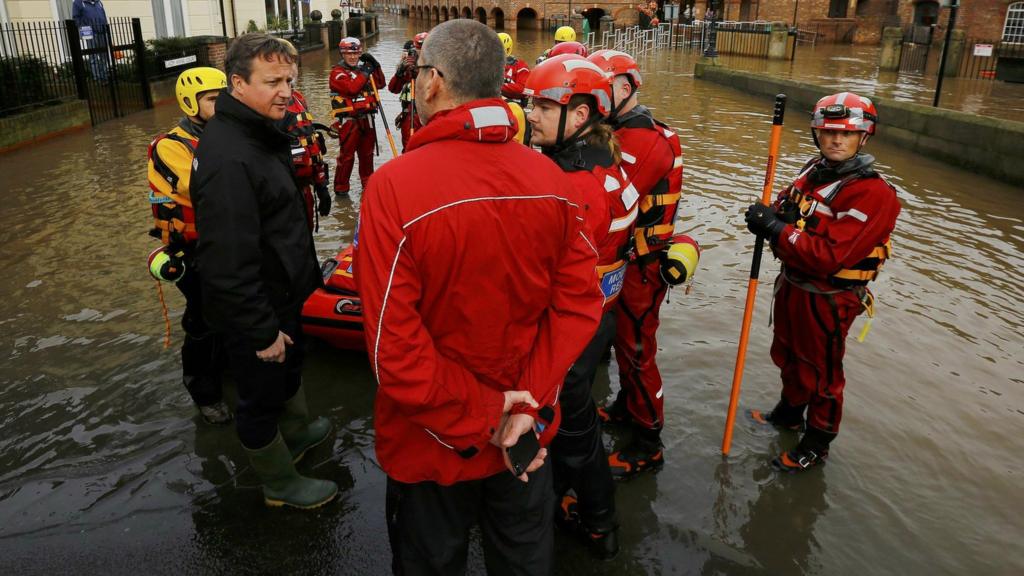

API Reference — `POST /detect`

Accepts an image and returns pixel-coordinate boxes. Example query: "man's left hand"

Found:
[499,413,546,483]
[744,202,787,240]
[360,53,380,72]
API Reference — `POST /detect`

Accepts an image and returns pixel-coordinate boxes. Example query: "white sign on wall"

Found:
[973,44,993,57]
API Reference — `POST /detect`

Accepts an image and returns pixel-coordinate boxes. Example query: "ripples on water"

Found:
[0,15,1021,575]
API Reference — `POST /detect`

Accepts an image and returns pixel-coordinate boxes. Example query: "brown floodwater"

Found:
[0,14,1021,575]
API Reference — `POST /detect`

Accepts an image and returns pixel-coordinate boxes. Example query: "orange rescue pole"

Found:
[369,76,400,158]
[409,79,416,138]
[722,94,787,456]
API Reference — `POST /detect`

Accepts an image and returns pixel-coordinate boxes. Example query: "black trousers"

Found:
[221,311,304,449]
[550,310,617,531]
[386,463,554,576]
[176,262,224,407]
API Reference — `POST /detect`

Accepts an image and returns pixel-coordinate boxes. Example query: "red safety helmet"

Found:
[811,92,877,135]
[524,54,613,117]
[338,37,362,55]
[413,32,428,49]
[548,41,589,58]
[588,49,643,89]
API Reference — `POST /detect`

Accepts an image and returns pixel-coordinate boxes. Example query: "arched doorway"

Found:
[476,6,487,23]
[450,6,459,20]
[492,7,505,29]
[462,6,471,19]
[516,7,538,30]
[432,6,439,21]
[582,8,605,34]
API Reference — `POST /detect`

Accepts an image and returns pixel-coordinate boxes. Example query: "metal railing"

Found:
[959,39,1024,81]
[0,20,77,116]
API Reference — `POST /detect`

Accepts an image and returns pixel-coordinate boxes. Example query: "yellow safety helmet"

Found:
[497,32,514,57]
[660,234,700,286]
[507,100,527,145]
[176,66,226,117]
[554,26,576,43]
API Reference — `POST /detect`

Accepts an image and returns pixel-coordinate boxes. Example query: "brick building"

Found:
[674,1,1023,44]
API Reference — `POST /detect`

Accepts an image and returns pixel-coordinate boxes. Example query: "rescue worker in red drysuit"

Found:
[276,41,331,229]
[354,21,602,575]
[147,66,231,426]
[745,92,901,472]
[588,49,687,478]
[330,37,386,194]
[388,31,427,151]
[526,53,636,560]
[496,33,529,104]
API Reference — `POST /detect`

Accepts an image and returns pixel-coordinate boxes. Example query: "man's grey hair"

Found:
[421,20,503,102]
[224,33,295,92]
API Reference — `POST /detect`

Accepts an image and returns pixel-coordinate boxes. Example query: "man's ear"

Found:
[230,73,246,95]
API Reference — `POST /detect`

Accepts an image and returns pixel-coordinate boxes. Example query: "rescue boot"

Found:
[748,399,806,432]
[555,494,619,560]
[596,390,629,426]
[773,427,836,473]
[279,385,332,464]
[609,426,664,479]
[245,431,338,509]
[198,401,233,426]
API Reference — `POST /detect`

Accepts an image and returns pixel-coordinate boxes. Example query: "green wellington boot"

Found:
[245,432,338,509]
[279,385,333,464]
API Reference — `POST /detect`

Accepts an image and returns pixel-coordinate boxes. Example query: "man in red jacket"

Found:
[355,20,602,575]
[526,53,636,559]
[330,37,386,195]
[587,49,688,479]
[745,92,901,472]
[497,32,529,104]
[388,31,427,151]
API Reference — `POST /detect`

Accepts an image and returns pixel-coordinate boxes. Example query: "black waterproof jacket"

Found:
[192,91,320,350]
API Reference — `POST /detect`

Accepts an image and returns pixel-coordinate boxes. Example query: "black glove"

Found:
[744,203,787,239]
[316,184,332,216]
[777,198,801,224]
[360,53,380,72]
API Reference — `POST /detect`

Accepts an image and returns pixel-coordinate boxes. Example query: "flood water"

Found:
[1,14,1022,576]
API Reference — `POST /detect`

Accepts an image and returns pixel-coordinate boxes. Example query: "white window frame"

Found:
[1004,2,1024,43]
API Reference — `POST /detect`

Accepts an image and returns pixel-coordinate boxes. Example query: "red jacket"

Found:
[355,99,603,485]
[772,155,900,292]
[613,105,683,258]
[501,56,530,101]
[330,62,387,117]
[550,143,637,309]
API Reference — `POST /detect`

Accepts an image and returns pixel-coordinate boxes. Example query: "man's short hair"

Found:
[224,33,295,90]
[421,20,503,102]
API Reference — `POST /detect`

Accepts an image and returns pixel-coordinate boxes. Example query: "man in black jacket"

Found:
[191,33,337,510]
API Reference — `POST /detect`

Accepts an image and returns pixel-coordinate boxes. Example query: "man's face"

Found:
[343,51,361,67]
[527,99,589,147]
[816,129,865,163]
[196,90,220,122]
[231,53,293,120]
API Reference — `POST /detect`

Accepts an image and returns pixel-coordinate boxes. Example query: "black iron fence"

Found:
[959,39,1024,82]
[0,20,78,117]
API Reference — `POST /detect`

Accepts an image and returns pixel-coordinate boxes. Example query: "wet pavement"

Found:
[0,14,1022,576]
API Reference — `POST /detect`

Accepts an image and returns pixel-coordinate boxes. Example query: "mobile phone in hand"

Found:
[506,430,541,477]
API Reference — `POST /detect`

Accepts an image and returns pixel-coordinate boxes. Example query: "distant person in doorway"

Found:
[745,92,901,472]
[72,0,109,81]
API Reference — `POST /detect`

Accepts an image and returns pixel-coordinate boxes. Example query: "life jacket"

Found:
[147,119,201,246]
[615,107,683,262]
[330,66,380,119]
[552,141,638,306]
[282,91,324,183]
[781,157,894,288]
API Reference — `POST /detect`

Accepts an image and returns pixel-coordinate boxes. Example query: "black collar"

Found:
[612,105,655,130]
[214,91,290,147]
[546,140,615,172]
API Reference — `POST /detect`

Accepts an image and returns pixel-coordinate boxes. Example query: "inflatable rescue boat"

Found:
[301,245,366,351]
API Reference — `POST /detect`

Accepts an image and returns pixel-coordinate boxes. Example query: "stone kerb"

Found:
[693,63,1024,187]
